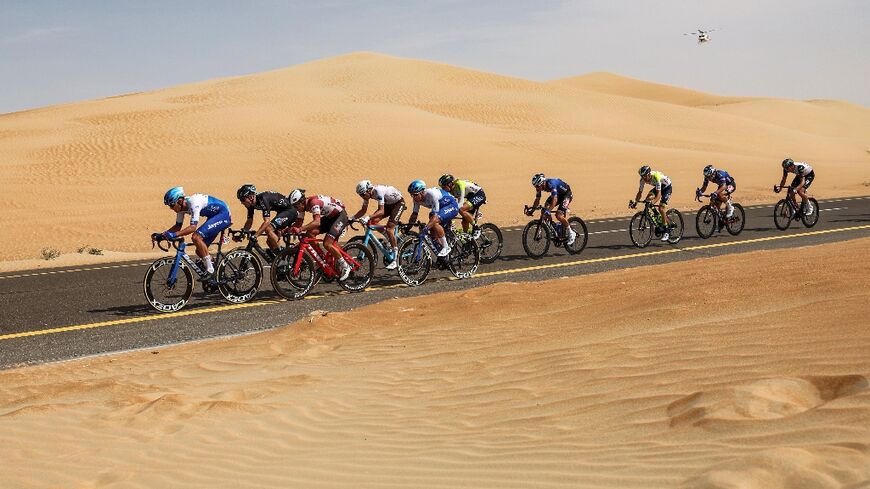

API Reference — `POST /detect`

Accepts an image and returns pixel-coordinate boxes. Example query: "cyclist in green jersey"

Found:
[438,174,487,238]
[632,165,674,241]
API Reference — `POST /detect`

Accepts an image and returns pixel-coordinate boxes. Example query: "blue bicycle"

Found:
[346,218,406,269]
[396,223,480,287]
[144,230,262,312]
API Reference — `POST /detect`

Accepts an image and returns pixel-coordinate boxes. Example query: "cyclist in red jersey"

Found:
[288,189,351,280]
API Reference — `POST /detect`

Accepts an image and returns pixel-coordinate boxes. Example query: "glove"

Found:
[151,232,164,242]
[289,226,301,235]
[524,208,533,216]
[542,209,551,216]
[163,231,177,239]
[773,185,781,193]
[695,188,702,201]
[360,215,370,225]
[629,201,636,210]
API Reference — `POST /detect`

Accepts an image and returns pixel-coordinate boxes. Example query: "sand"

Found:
[1,237,868,488]
[1,52,869,262]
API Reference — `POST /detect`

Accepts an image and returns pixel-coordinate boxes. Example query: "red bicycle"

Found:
[269,234,374,300]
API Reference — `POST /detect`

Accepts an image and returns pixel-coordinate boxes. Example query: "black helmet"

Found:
[438,174,455,187]
[781,158,794,169]
[639,165,651,177]
[237,184,256,201]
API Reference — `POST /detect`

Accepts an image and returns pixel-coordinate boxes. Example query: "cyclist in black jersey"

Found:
[236,184,300,261]
[776,159,816,214]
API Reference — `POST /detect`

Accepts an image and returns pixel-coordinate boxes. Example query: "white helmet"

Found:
[356,180,373,196]
[289,188,306,205]
[532,173,546,187]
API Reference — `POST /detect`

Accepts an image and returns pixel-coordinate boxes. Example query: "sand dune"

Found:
[1,52,869,262]
[1,238,868,488]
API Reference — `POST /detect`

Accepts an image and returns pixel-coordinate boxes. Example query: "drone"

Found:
[683,28,717,43]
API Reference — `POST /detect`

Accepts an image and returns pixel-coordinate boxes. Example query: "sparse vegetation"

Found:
[77,245,104,255]
[41,248,61,260]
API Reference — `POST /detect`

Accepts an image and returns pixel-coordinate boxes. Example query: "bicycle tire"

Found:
[448,233,480,279]
[347,236,379,264]
[801,198,820,228]
[477,223,503,264]
[144,257,194,313]
[522,219,551,258]
[696,206,718,239]
[666,209,684,244]
[773,199,792,230]
[217,249,262,304]
[726,203,746,235]
[397,236,432,286]
[629,212,653,248]
[270,248,317,300]
[564,216,588,255]
[339,242,375,292]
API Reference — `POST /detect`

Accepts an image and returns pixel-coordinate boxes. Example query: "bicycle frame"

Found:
[291,236,364,278]
[164,231,227,286]
[359,223,402,260]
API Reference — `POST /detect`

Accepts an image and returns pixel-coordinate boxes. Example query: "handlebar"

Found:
[151,234,184,252]
[229,228,255,241]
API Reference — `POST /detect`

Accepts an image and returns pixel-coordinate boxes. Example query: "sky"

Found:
[1,0,869,113]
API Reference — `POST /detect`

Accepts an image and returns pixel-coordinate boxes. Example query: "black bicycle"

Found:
[471,209,503,264]
[144,230,262,312]
[628,200,684,248]
[694,193,746,239]
[397,222,480,287]
[521,205,588,258]
[773,185,819,230]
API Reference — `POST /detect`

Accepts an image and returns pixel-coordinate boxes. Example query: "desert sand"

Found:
[1,237,868,488]
[1,52,869,263]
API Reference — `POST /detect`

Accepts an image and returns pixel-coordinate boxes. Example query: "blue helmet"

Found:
[408,179,426,195]
[163,186,185,206]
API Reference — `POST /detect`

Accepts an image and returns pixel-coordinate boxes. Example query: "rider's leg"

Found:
[459,205,474,233]
[264,226,280,250]
[191,233,213,274]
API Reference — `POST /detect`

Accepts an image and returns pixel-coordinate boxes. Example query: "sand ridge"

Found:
[1,52,869,261]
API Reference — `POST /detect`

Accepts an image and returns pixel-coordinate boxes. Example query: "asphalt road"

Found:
[2,196,868,370]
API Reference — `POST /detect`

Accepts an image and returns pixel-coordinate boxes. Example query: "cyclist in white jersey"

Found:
[353,180,406,270]
[776,158,816,214]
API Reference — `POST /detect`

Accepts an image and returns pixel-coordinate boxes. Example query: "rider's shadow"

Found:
[87,292,227,317]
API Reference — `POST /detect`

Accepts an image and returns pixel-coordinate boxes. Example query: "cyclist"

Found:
[526,173,576,246]
[154,187,232,279]
[632,165,673,242]
[406,179,459,257]
[438,174,486,239]
[288,189,351,281]
[776,158,815,214]
[352,180,406,270]
[236,184,298,262]
[696,165,736,221]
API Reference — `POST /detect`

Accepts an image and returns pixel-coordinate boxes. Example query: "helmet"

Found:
[782,158,794,168]
[237,184,256,201]
[408,179,426,195]
[639,165,651,177]
[438,174,455,187]
[355,180,373,196]
[163,186,185,206]
[531,173,546,187]
[703,165,715,177]
[289,188,306,205]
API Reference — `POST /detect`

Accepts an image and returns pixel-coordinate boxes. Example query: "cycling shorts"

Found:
[650,185,672,205]
[383,200,406,225]
[319,209,349,240]
[544,191,572,213]
[465,190,487,212]
[791,171,815,190]
[431,203,459,223]
[269,209,298,231]
[196,209,232,246]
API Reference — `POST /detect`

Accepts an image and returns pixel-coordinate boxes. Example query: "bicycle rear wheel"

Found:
[270,249,317,300]
[477,223,503,264]
[564,216,588,255]
[695,205,717,239]
[773,199,792,230]
[726,203,746,235]
[522,220,551,258]
[629,212,653,248]
[801,198,819,228]
[448,233,480,279]
[217,249,262,304]
[144,257,194,312]
[666,209,684,244]
[397,237,431,286]
[339,242,374,292]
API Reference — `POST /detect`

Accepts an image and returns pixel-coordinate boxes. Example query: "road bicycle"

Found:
[470,209,503,264]
[773,185,819,230]
[396,222,480,287]
[628,200,684,248]
[346,218,406,269]
[694,192,746,238]
[269,233,374,300]
[521,205,588,258]
[144,231,261,312]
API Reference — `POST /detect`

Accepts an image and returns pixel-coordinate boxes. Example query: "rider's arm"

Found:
[369,203,387,221]
[699,179,709,193]
[455,181,467,209]
[254,218,272,236]
[635,178,645,202]
[779,169,788,187]
[300,214,320,233]
[352,198,369,219]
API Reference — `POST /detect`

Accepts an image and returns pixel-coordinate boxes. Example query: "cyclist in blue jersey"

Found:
[526,173,576,246]
[696,165,737,220]
[406,179,459,257]
[153,187,232,279]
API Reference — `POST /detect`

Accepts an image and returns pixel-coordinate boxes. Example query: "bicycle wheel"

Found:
[564,216,588,255]
[448,233,480,279]
[629,212,654,248]
[270,248,317,300]
[477,223,503,264]
[666,209,684,244]
[696,206,718,239]
[347,236,379,265]
[339,242,374,292]
[726,203,746,235]
[217,249,262,304]
[801,198,820,228]
[144,257,194,313]
[397,237,432,286]
[773,199,792,230]
[522,220,551,258]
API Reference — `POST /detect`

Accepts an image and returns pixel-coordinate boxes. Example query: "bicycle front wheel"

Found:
[801,198,819,228]
[144,257,193,313]
[270,248,317,300]
[397,237,432,286]
[726,204,746,235]
[522,220,551,258]
[564,216,588,255]
[695,206,717,239]
[629,212,653,248]
[340,242,375,292]
[448,233,480,279]
[477,223,503,264]
[666,209,684,244]
[217,249,262,304]
[773,199,792,230]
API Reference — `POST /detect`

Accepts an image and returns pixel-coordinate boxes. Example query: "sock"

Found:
[202,255,214,274]
[391,247,398,260]
[438,236,448,249]
[726,202,734,217]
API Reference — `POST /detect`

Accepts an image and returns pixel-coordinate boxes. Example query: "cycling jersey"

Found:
[305,195,345,218]
[366,185,403,206]
[450,180,483,208]
[246,191,292,220]
[537,178,571,201]
[701,170,735,193]
[785,162,814,177]
[639,171,671,192]
[413,188,460,223]
[176,194,230,226]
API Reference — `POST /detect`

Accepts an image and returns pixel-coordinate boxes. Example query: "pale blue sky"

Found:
[2,0,868,113]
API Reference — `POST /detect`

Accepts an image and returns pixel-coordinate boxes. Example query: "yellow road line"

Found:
[2,224,868,342]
